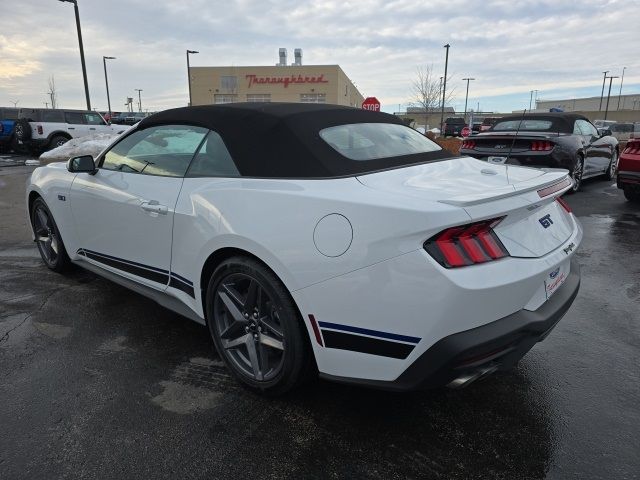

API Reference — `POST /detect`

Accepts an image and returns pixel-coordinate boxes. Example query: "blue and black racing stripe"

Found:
[314,319,421,359]
[77,248,194,298]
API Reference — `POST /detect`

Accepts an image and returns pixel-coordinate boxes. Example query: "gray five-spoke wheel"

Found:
[571,157,583,192]
[213,273,285,382]
[33,205,60,265]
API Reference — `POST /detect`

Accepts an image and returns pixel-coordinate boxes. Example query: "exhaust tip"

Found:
[447,365,498,389]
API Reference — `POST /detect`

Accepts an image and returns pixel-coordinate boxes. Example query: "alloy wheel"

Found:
[33,205,59,265]
[571,157,583,192]
[213,273,285,381]
[608,151,618,179]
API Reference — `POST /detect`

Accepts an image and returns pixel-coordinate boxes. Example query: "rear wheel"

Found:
[623,186,640,203]
[49,135,69,150]
[31,197,71,272]
[206,256,313,395]
[569,156,584,193]
[605,150,618,180]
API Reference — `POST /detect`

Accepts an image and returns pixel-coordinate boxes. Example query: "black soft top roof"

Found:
[140,103,452,178]
[491,112,590,134]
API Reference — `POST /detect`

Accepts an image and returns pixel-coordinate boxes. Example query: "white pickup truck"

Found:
[14,108,128,153]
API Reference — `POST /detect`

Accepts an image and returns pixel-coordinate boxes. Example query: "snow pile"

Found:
[39,132,122,164]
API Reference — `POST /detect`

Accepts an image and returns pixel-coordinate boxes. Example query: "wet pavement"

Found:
[1,165,638,479]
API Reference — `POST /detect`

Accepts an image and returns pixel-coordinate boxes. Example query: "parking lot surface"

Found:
[1,159,638,479]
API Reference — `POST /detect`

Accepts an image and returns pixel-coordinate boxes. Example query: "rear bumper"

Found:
[617,170,640,188]
[461,150,574,170]
[321,259,580,392]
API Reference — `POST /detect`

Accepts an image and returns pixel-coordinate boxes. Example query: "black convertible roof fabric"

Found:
[140,103,453,178]
[491,112,590,134]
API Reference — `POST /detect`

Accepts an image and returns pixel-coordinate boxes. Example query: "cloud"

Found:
[0,0,637,113]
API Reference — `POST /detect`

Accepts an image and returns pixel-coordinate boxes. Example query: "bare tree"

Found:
[410,65,455,129]
[47,75,58,109]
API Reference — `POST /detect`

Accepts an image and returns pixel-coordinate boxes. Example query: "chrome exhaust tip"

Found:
[447,365,499,389]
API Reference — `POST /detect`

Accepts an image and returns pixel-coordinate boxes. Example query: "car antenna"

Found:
[506,108,527,164]
[504,108,527,184]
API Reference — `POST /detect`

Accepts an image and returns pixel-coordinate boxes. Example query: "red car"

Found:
[617,138,640,202]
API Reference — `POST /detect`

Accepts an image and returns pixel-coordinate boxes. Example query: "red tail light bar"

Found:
[461,140,476,149]
[556,196,572,213]
[531,140,553,151]
[424,217,509,268]
[537,177,572,198]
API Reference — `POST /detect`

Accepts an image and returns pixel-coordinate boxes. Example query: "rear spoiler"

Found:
[439,171,572,207]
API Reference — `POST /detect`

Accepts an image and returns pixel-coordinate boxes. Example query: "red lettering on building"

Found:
[245,74,329,88]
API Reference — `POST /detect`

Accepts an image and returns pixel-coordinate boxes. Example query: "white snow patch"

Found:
[38,131,129,164]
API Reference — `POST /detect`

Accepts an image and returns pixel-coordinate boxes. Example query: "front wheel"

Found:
[49,135,69,150]
[206,256,314,395]
[568,156,584,194]
[31,197,71,272]
[605,150,618,181]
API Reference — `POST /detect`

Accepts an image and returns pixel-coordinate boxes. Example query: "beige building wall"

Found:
[190,65,364,107]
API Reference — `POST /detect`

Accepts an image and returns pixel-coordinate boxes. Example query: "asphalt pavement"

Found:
[1,158,638,479]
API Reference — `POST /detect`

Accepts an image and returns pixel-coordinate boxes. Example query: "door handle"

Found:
[89,127,96,130]
[68,127,75,130]
[141,200,168,215]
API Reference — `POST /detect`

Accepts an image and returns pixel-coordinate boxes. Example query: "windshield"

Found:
[319,123,441,161]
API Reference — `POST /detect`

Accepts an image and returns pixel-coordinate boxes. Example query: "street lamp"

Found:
[103,56,116,120]
[135,88,143,112]
[59,0,91,110]
[599,70,609,111]
[462,78,475,119]
[440,44,450,132]
[617,67,626,110]
[528,89,538,110]
[186,50,199,106]
[604,75,619,120]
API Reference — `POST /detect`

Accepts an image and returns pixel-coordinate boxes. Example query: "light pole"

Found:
[59,0,91,111]
[440,44,450,131]
[617,67,626,110]
[186,50,199,106]
[135,89,143,112]
[604,75,619,120]
[462,77,475,119]
[103,56,115,120]
[528,89,538,110]
[599,70,609,111]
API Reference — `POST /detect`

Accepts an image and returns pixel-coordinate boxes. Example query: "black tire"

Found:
[206,256,314,395]
[49,135,69,150]
[568,155,584,194]
[605,149,618,181]
[30,197,71,273]
[14,119,32,141]
[623,186,640,203]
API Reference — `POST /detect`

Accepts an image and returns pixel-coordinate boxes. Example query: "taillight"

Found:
[556,196,572,213]
[37,125,43,135]
[461,140,476,149]
[623,141,640,155]
[531,140,553,151]
[424,217,509,268]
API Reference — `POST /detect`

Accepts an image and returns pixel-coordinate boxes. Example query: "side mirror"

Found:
[67,155,97,174]
[598,128,612,137]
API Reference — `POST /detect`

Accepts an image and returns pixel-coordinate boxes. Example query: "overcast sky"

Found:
[1,0,637,114]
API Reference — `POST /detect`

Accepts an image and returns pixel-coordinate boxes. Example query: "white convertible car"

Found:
[26,103,582,394]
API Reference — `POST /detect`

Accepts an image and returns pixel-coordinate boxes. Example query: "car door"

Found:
[64,111,90,138]
[577,119,610,174]
[84,111,111,135]
[69,124,208,290]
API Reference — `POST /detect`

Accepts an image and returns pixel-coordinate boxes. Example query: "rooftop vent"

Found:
[293,48,302,66]
[277,48,287,66]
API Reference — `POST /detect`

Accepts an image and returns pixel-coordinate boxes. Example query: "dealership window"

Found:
[214,94,238,104]
[300,93,326,104]
[246,94,271,103]
[220,76,237,91]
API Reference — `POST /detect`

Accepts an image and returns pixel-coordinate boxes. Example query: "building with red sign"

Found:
[189,49,364,107]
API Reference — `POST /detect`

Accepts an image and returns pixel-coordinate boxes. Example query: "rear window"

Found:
[610,123,634,133]
[445,117,465,124]
[492,119,554,131]
[0,108,19,120]
[319,123,441,161]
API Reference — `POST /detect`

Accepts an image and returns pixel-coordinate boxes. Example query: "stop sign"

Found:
[461,126,471,137]
[362,97,381,112]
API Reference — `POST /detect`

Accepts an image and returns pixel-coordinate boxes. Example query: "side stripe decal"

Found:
[316,321,421,360]
[77,248,195,298]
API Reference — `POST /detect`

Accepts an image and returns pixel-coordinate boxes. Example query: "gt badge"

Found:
[539,214,553,228]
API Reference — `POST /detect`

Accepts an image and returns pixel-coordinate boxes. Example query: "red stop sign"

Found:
[362,97,381,112]
[461,126,471,137]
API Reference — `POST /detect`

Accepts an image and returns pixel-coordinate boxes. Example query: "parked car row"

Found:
[0,107,130,154]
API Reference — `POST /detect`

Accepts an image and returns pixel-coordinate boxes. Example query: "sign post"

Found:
[362,97,381,112]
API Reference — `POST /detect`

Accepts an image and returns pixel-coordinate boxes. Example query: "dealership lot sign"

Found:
[246,74,329,88]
